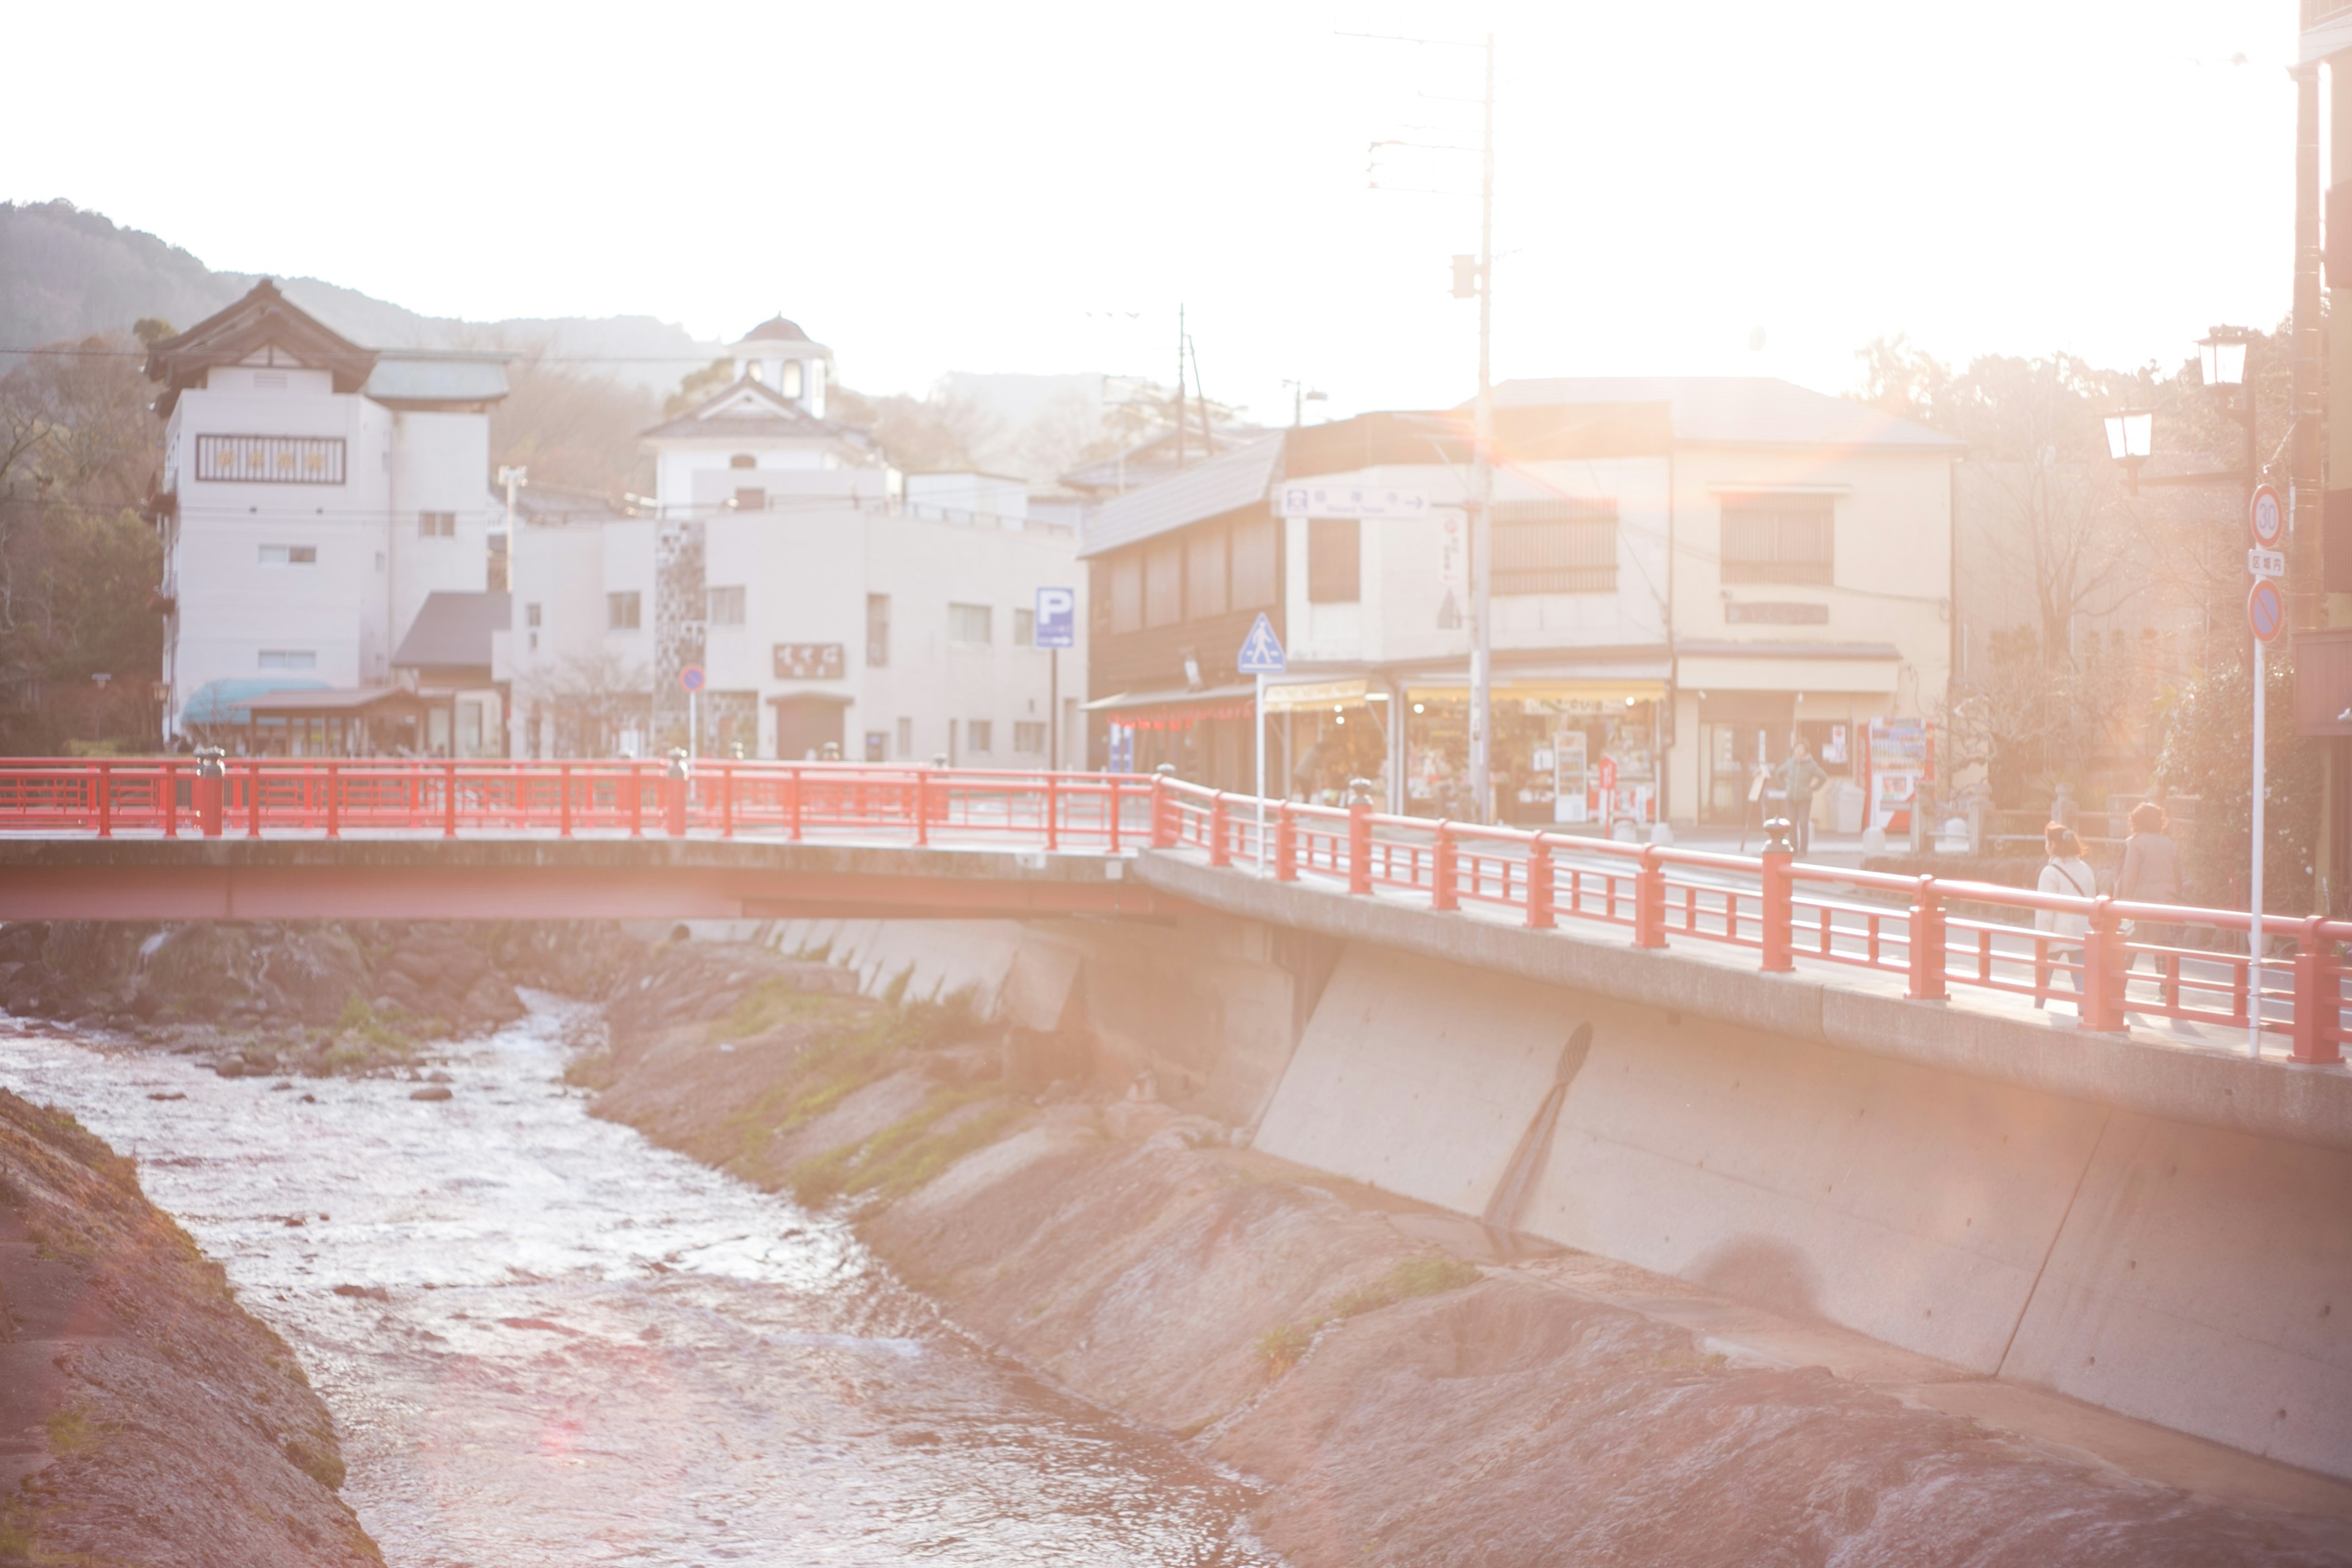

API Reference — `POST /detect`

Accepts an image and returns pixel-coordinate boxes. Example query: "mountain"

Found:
[0,200,723,393]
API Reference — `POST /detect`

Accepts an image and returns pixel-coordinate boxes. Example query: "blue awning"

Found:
[179,677,327,726]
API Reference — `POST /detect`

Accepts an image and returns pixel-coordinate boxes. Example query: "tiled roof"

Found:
[393,591,511,671]
[1078,435,1284,558]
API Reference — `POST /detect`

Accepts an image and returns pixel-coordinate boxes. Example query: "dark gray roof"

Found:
[1487,377,1962,451]
[1078,435,1284,558]
[393,591,511,671]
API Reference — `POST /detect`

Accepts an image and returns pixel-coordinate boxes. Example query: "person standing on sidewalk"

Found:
[2115,801,2184,998]
[2035,824,2097,1011]
[1776,739,1829,855]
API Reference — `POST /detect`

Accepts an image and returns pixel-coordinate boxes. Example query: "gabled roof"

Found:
[641,375,853,443]
[1079,435,1285,558]
[143,279,377,417]
[393,590,511,672]
[364,352,510,409]
[1061,419,1271,497]
[1487,377,1962,451]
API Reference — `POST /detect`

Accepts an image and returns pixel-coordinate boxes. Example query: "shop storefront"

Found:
[1396,678,1665,827]
[1085,684,1261,790]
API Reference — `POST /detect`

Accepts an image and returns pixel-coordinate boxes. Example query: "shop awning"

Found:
[1262,678,1379,712]
[1403,676,1668,704]
[1084,683,1259,729]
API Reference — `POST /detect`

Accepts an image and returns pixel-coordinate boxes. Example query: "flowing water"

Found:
[0,1003,1275,1567]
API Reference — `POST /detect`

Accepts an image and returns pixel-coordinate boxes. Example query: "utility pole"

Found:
[1174,306,1188,470]
[1466,31,1497,823]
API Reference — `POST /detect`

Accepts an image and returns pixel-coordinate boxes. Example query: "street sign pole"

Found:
[2245,486,2285,1060]
[1256,669,1268,875]
[2251,630,2264,1058]
[1235,611,1287,878]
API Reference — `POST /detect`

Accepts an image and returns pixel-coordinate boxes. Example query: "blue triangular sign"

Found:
[1237,612,1287,674]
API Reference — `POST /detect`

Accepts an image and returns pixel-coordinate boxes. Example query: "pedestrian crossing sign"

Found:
[1237,612,1287,675]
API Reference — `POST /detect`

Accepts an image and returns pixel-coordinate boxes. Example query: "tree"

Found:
[491,353,657,500]
[2155,655,2321,913]
[517,647,649,758]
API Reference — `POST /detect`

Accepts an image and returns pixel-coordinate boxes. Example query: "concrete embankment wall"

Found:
[771,899,2352,1481]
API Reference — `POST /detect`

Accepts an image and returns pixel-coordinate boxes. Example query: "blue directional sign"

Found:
[1035,586,1076,649]
[1237,612,1287,675]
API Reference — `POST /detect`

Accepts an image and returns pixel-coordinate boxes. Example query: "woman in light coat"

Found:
[2035,823,2097,1010]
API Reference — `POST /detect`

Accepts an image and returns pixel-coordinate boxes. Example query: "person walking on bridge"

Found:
[2034,824,2096,1013]
[1776,739,1828,855]
[2116,800,2184,1011]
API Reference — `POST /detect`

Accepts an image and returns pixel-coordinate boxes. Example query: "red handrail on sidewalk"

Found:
[0,758,2343,1063]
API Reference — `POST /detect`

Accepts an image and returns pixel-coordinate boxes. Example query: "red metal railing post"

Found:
[2292,917,2342,1065]
[443,760,459,839]
[1108,778,1124,855]
[1208,793,1231,867]
[1045,774,1060,853]
[245,761,263,839]
[325,761,340,839]
[161,761,178,837]
[1760,827,1794,973]
[663,749,688,838]
[559,762,573,838]
[95,761,111,838]
[626,761,643,838]
[194,748,225,838]
[1907,875,1947,1001]
[1430,823,1458,911]
[910,769,925,847]
[1275,802,1297,881]
[1634,845,1666,948]
[1346,788,1373,895]
[2079,897,2127,1033]
[1526,832,1555,929]
[1150,767,1177,849]
[721,763,736,838]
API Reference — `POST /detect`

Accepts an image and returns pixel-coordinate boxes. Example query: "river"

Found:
[0,1002,1276,1567]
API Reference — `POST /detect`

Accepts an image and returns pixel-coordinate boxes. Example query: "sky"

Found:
[4,1,2305,423]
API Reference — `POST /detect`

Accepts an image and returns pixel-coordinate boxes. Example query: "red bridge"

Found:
[0,756,2342,1066]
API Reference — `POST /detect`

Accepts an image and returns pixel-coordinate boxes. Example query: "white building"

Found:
[502,318,1087,765]
[146,281,509,750]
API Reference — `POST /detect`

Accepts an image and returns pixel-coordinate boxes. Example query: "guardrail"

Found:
[1145,777,2345,1068]
[0,758,2338,1065]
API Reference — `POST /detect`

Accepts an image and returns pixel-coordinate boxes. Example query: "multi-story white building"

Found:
[502,318,1087,764]
[146,281,508,750]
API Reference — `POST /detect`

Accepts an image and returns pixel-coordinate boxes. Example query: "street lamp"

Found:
[2103,409,2154,495]
[2199,326,2250,389]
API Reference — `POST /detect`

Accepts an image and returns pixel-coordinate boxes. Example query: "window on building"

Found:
[1231,516,1278,607]
[258,544,317,566]
[608,591,641,631]
[1014,608,1036,646]
[1492,500,1618,595]
[967,719,993,753]
[782,361,805,399]
[1185,527,1229,618]
[866,594,890,666]
[419,511,456,538]
[733,488,766,512]
[1145,540,1184,627]
[706,586,746,625]
[195,434,345,485]
[1721,498,1834,586]
[258,649,316,669]
[948,602,992,644]
[1306,518,1360,603]
[895,716,913,758]
[1014,721,1047,754]
[729,453,757,470]
[526,602,543,628]
[1109,556,1144,633]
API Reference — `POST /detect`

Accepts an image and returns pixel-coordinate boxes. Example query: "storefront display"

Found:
[1405,693,1659,827]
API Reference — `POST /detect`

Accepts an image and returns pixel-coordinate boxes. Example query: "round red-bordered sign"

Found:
[2250,484,2285,548]
[2248,578,2286,644]
[679,664,706,693]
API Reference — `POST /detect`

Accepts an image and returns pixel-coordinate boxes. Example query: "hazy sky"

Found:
[6,1,2304,421]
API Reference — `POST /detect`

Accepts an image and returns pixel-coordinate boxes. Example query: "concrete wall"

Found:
[806,906,2352,1479]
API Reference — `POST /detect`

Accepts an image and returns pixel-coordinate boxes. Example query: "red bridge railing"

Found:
[0,758,2339,1065]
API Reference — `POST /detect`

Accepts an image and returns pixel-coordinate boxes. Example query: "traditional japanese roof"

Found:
[1077,435,1285,559]
[639,374,868,448]
[393,591,511,673]
[1487,377,1963,451]
[364,352,510,410]
[143,279,379,418]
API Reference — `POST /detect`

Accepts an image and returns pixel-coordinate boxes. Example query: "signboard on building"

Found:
[1034,587,1076,649]
[1276,483,1433,519]
[772,643,845,680]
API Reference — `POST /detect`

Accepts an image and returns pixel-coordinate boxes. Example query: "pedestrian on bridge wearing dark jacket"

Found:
[2116,801,2184,994]
[1776,740,1829,854]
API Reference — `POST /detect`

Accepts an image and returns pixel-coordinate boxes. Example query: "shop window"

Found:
[1307,518,1360,603]
[1722,499,1834,586]
[1186,527,1229,617]
[1145,540,1184,627]
[1493,500,1616,594]
[1231,515,1278,607]
[1110,556,1144,633]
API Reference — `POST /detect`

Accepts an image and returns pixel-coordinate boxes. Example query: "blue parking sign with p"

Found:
[1035,587,1076,648]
